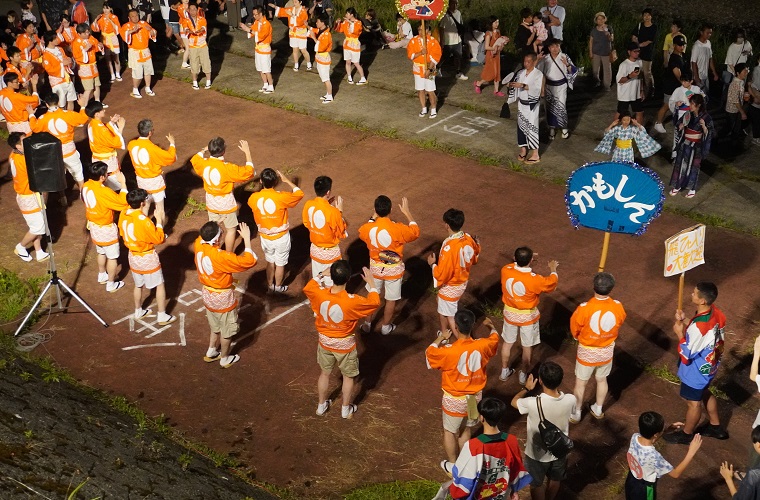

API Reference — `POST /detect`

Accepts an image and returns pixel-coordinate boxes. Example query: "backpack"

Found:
[536,396,574,459]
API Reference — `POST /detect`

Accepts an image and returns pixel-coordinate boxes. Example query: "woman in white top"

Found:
[382,13,412,50]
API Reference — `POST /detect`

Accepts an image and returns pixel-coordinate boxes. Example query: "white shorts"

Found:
[414,74,436,92]
[575,360,612,380]
[7,121,32,134]
[96,242,120,259]
[150,191,166,203]
[104,173,121,191]
[52,81,76,106]
[437,297,458,317]
[311,259,334,287]
[132,269,164,289]
[128,53,154,79]
[343,49,361,64]
[64,151,84,182]
[366,276,402,301]
[317,62,331,83]
[442,411,479,434]
[501,321,541,347]
[289,37,307,50]
[255,52,272,74]
[260,233,291,266]
[22,211,45,235]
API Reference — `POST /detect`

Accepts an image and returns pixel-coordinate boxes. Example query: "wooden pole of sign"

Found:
[677,272,685,311]
[421,19,427,77]
[597,232,611,272]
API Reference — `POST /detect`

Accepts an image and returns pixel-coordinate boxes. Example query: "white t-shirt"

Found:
[627,434,673,482]
[616,58,642,101]
[440,10,462,46]
[540,5,566,41]
[517,392,576,462]
[691,39,713,81]
[400,21,413,40]
[725,41,753,73]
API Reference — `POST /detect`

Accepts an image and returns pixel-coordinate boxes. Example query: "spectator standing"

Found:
[513,8,534,68]
[589,12,613,90]
[474,16,508,96]
[723,63,749,143]
[631,8,656,98]
[662,18,685,68]
[226,0,241,30]
[626,411,703,499]
[382,13,412,50]
[655,35,687,133]
[360,9,382,51]
[748,55,760,146]
[721,29,753,107]
[507,53,544,163]
[720,427,760,499]
[669,93,713,198]
[615,42,644,123]
[511,361,575,500]
[664,282,728,444]
[439,0,467,80]
[308,0,333,26]
[539,0,565,41]
[691,24,718,97]
[538,38,577,140]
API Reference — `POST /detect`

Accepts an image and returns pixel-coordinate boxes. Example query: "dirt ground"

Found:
[1,75,760,499]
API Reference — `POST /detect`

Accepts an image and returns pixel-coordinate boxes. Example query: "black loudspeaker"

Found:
[24,132,67,193]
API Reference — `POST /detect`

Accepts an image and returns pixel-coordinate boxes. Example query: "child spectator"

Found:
[626,411,702,499]
[721,426,760,498]
[20,0,36,24]
[531,11,547,53]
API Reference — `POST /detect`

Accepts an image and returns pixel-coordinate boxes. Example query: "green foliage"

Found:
[182,197,207,219]
[344,480,441,500]
[642,363,680,384]
[479,300,503,318]
[178,452,192,470]
[0,268,35,323]
[67,478,89,499]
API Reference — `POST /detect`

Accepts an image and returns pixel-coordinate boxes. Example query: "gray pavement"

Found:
[152,14,760,234]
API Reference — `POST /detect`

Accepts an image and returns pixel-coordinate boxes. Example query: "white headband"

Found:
[203,228,222,245]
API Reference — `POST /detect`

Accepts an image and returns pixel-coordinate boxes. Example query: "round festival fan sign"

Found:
[396,0,448,21]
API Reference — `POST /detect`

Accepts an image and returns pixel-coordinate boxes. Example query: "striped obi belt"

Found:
[684,128,703,143]
[546,77,567,86]
[615,138,633,149]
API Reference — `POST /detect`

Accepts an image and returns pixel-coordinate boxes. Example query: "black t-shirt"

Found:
[634,23,657,61]
[663,53,685,95]
[515,24,532,56]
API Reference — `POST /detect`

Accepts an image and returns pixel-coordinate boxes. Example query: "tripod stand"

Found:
[14,193,108,337]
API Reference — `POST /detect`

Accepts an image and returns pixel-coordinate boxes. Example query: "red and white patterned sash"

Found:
[128,250,161,274]
[442,390,482,417]
[136,175,166,194]
[310,243,341,263]
[438,282,467,301]
[318,333,356,353]
[62,141,76,158]
[577,342,615,366]
[503,305,540,325]
[370,258,404,279]
[89,222,118,246]
[7,121,31,134]
[16,194,41,214]
[206,193,237,214]
[202,287,236,312]
[258,222,289,236]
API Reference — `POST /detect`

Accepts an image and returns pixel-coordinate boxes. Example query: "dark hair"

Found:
[3,72,18,85]
[696,282,718,305]
[42,93,59,107]
[314,175,332,197]
[346,6,356,16]
[454,309,476,335]
[478,397,507,427]
[593,272,615,295]
[752,426,760,444]
[619,109,632,119]
[519,8,531,19]
[374,195,391,217]
[514,247,533,267]
[627,41,640,52]
[680,69,693,81]
[252,5,264,14]
[90,161,109,179]
[208,137,226,157]
[442,208,464,231]
[365,8,375,20]
[671,18,682,29]
[137,119,153,137]
[395,13,403,20]
[533,11,542,19]
[523,51,538,62]
[638,411,665,439]
[735,63,748,75]
[103,2,113,9]
[126,188,149,209]
[21,19,34,30]
[76,23,90,34]
[689,93,705,112]
[698,23,713,33]
[735,29,746,39]
[85,100,104,118]
[200,221,220,241]
[7,46,20,58]
[128,7,139,15]
[641,7,652,15]
[329,260,351,285]
[317,13,329,25]
[20,0,31,8]
[260,168,278,188]
[8,131,24,149]
[538,361,563,390]
[488,15,499,28]
[42,30,58,45]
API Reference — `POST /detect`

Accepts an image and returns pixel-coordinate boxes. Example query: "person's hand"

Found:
[361,266,374,285]
[399,196,411,218]
[548,259,558,273]
[30,73,39,85]
[277,169,287,181]
[115,116,126,130]
[632,118,640,127]
[166,133,175,145]
[334,195,343,212]
[713,73,719,82]
[754,334,760,354]
[238,139,250,156]
[675,309,686,322]
[440,329,452,340]
[741,112,748,120]
[420,47,426,55]
[720,462,734,482]
[525,374,537,391]
[482,317,495,331]
[699,118,705,128]
[427,252,436,266]
[116,171,127,189]
[238,221,251,241]
[25,104,34,115]
[687,433,703,455]
[561,55,568,65]
[239,22,248,31]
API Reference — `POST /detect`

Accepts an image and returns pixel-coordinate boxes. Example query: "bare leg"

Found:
[521,346,533,374]
[300,48,310,65]
[595,376,608,408]
[80,89,92,105]
[704,393,721,426]
[354,62,365,79]
[573,378,588,409]
[656,102,669,124]
[636,111,644,124]
[145,75,152,90]
[445,315,456,333]
[443,429,459,463]
[19,232,39,249]
[530,484,546,500]
[381,299,396,326]
[438,314,449,333]
[155,283,167,314]
[224,227,236,252]
[345,60,352,79]
[341,375,355,407]
[458,426,472,450]
[265,73,273,86]
[317,369,331,404]
[683,399,703,434]
[94,85,101,102]
[292,47,300,67]
[106,257,118,282]
[97,253,107,274]
[220,335,232,358]
[325,81,332,96]
[182,39,190,65]
[133,284,142,309]
[428,91,437,110]
[546,480,561,500]
[274,265,285,287]
[501,341,515,370]
[154,200,165,225]
[265,262,275,286]
[132,78,141,92]
[418,90,426,109]
[208,330,220,350]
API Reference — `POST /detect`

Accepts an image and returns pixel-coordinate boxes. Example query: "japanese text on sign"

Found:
[569,172,655,224]
[664,224,706,277]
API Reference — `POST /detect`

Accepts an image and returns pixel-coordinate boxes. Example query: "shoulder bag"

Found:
[536,395,574,459]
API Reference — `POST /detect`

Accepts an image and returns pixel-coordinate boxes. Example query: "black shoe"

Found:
[663,430,694,444]
[696,423,729,440]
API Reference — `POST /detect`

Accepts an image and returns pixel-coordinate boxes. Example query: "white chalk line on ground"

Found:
[416,110,464,134]
[232,299,310,346]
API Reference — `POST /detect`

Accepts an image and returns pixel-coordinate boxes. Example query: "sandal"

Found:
[525,157,541,164]
[474,82,481,94]
[685,190,696,198]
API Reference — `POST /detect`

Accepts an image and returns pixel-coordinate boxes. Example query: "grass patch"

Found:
[709,385,730,401]
[479,300,503,319]
[642,363,680,384]
[0,268,38,323]
[477,155,501,167]
[182,197,207,219]
[344,480,441,500]
[722,164,760,184]
[663,206,742,232]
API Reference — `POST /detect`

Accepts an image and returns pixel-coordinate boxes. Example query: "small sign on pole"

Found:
[664,224,706,310]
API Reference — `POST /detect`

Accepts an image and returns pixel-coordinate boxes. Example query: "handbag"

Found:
[536,396,574,459]
[609,49,618,63]
[500,102,511,119]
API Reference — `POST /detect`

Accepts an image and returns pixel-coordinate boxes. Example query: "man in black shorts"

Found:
[615,41,644,124]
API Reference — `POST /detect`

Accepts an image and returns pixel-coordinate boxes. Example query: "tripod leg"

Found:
[56,279,109,327]
[14,281,53,337]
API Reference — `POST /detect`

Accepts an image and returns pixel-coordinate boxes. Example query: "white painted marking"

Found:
[179,313,186,346]
[122,342,178,351]
[232,300,309,345]
[416,110,464,134]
